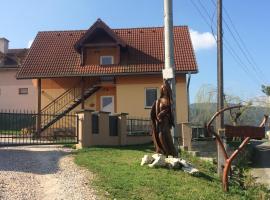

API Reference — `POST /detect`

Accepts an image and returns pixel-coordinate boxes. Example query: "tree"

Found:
[190,84,252,126]
[191,84,217,125]
[262,85,270,96]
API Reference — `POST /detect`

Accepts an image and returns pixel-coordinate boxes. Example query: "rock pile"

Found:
[141,154,199,175]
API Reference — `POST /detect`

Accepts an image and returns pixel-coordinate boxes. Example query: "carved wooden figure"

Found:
[151,80,177,157]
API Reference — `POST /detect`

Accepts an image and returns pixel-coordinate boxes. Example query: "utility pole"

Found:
[217,0,224,176]
[163,0,179,157]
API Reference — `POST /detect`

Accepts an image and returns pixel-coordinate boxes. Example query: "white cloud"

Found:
[189,29,216,51]
[27,39,34,48]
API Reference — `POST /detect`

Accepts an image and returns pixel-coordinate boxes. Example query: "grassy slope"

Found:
[74,145,267,200]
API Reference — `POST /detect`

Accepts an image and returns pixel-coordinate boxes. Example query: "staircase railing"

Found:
[40,82,100,130]
[41,82,81,115]
[41,85,81,114]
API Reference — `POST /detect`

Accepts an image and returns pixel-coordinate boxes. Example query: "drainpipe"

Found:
[187,72,191,122]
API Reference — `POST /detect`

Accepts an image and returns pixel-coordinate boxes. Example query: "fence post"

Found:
[76,109,94,149]
[217,129,226,177]
[36,78,41,138]
[118,113,128,146]
[181,122,192,151]
[99,111,110,137]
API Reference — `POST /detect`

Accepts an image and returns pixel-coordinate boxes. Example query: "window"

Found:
[101,96,114,113]
[145,88,158,108]
[18,88,28,95]
[100,56,114,65]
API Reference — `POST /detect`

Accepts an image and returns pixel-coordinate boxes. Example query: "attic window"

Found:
[100,56,114,65]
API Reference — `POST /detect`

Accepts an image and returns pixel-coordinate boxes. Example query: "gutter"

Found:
[187,72,191,122]
[16,70,198,80]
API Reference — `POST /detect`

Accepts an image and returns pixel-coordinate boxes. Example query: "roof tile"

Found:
[17,26,197,78]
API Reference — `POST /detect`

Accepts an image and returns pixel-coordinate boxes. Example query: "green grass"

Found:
[74,145,269,200]
[0,130,21,135]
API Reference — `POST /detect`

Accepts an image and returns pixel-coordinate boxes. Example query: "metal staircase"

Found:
[40,83,101,132]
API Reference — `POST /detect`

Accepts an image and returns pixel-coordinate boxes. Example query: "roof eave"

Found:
[16,69,198,80]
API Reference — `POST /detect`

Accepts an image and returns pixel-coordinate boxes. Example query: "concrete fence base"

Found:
[76,110,152,148]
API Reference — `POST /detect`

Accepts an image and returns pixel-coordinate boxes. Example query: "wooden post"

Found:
[36,78,41,137]
[217,0,224,176]
[217,129,226,176]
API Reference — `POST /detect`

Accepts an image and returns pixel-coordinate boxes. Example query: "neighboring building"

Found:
[0,38,36,111]
[17,19,198,129]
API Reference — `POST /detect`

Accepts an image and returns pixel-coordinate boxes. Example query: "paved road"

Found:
[251,140,270,189]
[0,145,97,200]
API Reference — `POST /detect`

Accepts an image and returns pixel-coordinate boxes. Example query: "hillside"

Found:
[190,103,270,126]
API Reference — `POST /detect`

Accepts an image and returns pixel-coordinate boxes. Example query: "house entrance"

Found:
[100,96,114,113]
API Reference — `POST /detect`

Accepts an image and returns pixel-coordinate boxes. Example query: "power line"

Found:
[197,0,264,84]
[204,0,263,86]
[209,0,268,84]
[190,0,264,87]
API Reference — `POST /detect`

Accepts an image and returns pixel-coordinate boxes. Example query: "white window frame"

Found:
[100,56,114,65]
[144,88,158,109]
[18,88,28,95]
[100,96,115,113]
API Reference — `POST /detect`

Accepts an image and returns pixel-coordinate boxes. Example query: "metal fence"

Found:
[191,125,214,140]
[127,117,151,136]
[0,110,78,146]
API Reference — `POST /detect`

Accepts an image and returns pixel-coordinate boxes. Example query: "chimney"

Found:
[0,38,9,54]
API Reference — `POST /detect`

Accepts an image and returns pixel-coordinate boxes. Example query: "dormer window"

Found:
[75,19,126,66]
[100,56,114,65]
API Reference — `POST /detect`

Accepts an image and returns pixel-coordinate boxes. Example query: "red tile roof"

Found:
[17,23,197,79]
[0,48,28,68]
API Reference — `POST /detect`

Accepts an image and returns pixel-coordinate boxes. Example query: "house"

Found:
[17,19,198,131]
[0,38,36,111]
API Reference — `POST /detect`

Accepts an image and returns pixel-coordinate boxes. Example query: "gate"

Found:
[0,110,78,146]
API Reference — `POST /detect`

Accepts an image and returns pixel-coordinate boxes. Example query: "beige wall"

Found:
[40,75,189,123]
[116,75,188,123]
[0,69,36,111]
[85,46,120,65]
[40,78,97,111]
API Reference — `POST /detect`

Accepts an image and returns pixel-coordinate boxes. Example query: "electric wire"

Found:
[209,0,268,84]
[190,0,264,87]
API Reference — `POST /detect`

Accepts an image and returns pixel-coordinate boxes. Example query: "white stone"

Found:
[179,159,189,168]
[141,155,154,166]
[179,159,199,175]
[266,131,270,140]
[182,166,199,175]
[140,154,199,175]
[148,154,166,168]
[165,157,181,169]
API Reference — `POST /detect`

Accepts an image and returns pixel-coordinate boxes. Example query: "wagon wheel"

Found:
[206,105,268,192]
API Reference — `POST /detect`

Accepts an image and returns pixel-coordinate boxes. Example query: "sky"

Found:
[1,0,270,103]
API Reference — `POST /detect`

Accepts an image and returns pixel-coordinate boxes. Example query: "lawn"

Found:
[74,145,269,200]
[0,130,21,135]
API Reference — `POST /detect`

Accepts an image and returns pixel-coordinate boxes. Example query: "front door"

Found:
[100,96,114,113]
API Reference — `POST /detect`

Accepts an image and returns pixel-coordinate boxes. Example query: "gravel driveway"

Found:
[0,145,98,200]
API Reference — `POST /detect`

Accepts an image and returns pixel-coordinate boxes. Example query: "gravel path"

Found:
[0,145,98,200]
